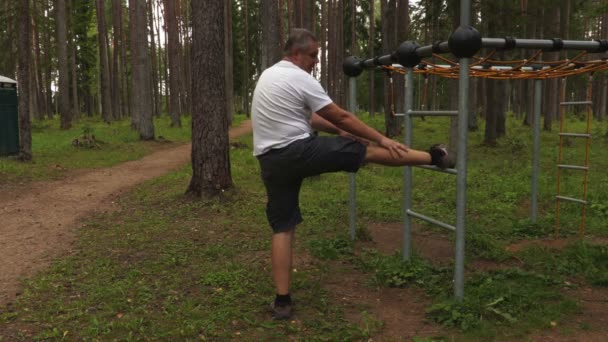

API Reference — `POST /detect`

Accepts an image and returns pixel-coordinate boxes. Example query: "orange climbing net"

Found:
[382,50,608,80]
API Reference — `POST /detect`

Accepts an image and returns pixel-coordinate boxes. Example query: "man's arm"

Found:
[316,102,409,157]
[311,112,342,135]
[311,112,373,145]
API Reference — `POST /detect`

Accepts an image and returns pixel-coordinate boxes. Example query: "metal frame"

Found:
[345,0,600,300]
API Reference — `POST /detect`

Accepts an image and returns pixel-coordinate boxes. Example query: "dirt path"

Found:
[0,121,252,307]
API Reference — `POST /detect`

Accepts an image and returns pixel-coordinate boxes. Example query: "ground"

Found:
[1,119,608,340]
[0,121,252,308]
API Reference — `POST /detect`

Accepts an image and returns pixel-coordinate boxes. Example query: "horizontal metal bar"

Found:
[560,101,593,106]
[482,38,607,52]
[557,164,589,171]
[556,195,587,204]
[407,209,455,231]
[416,42,450,57]
[559,133,591,138]
[415,165,458,175]
[408,110,458,116]
[393,113,405,117]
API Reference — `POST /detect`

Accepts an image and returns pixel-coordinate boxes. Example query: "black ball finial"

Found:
[448,26,482,58]
[343,56,364,77]
[395,41,421,68]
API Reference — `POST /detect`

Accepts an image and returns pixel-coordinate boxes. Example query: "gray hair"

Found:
[283,28,318,56]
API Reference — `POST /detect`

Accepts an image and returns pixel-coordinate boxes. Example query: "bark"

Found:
[57,0,72,128]
[543,5,560,131]
[293,0,313,31]
[244,0,250,117]
[260,0,282,71]
[320,0,328,89]
[95,0,113,122]
[382,0,400,137]
[44,0,53,118]
[164,0,182,127]
[225,0,234,123]
[369,0,375,115]
[187,0,233,198]
[32,0,45,120]
[67,0,78,119]
[112,0,124,119]
[148,0,161,118]
[129,0,155,139]
[18,0,32,160]
[484,79,498,145]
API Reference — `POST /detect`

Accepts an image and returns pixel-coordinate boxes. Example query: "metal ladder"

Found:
[555,75,593,237]
[399,69,468,300]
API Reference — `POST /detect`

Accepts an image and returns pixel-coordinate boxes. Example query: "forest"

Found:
[3,0,608,158]
[2,1,608,340]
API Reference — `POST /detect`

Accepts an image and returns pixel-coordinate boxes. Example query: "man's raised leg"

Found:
[364,144,454,168]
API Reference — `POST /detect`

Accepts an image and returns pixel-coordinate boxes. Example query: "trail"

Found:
[0,121,252,307]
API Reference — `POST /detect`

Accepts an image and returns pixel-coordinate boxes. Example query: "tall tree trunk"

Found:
[543,5,560,131]
[112,0,124,120]
[121,0,131,118]
[129,0,155,139]
[66,0,78,120]
[244,0,251,117]
[369,0,375,115]
[382,0,399,137]
[148,0,160,118]
[95,0,113,123]
[225,0,234,123]
[187,0,232,198]
[165,0,182,127]
[32,0,45,120]
[484,79,498,145]
[320,0,328,90]
[18,0,32,160]
[44,0,53,119]
[155,0,165,114]
[58,0,72,128]
[260,0,282,71]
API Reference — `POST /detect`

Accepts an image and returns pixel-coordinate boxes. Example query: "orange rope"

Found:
[379,53,608,80]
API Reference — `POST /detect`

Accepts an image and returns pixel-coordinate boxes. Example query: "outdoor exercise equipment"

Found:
[556,75,594,238]
[342,0,607,300]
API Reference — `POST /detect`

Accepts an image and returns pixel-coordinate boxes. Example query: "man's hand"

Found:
[378,137,410,159]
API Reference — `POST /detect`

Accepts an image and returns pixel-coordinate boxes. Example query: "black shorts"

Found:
[257,135,367,233]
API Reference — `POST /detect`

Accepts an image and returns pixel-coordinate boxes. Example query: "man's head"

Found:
[283,28,319,74]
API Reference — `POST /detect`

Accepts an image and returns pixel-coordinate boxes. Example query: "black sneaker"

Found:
[270,301,292,320]
[429,144,456,169]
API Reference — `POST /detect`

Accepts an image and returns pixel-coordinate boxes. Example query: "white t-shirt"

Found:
[252,60,333,156]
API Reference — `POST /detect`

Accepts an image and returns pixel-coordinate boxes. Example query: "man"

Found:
[252,28,454,320]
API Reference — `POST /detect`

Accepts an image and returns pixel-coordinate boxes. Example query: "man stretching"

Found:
[252,28,454,320]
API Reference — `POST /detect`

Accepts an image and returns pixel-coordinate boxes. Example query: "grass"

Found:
[1,111,608,340]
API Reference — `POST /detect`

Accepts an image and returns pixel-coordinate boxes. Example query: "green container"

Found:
[0,76,19,156]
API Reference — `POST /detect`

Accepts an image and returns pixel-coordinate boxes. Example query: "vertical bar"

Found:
[531,79,542,223]
[403,69,414,261]
[454,0,471,301]
[348,77,357,240]
[556,78,567,238]
[580,75,593,236]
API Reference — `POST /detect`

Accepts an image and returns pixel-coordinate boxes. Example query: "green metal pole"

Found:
[403,69,414,260]
[531,79,542,222]
[348,77,357,240]
[454,0,472,301]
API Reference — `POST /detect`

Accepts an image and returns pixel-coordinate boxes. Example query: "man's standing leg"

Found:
[271,228,294,319]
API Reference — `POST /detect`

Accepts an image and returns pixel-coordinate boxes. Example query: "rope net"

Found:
[382,50,608,79]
